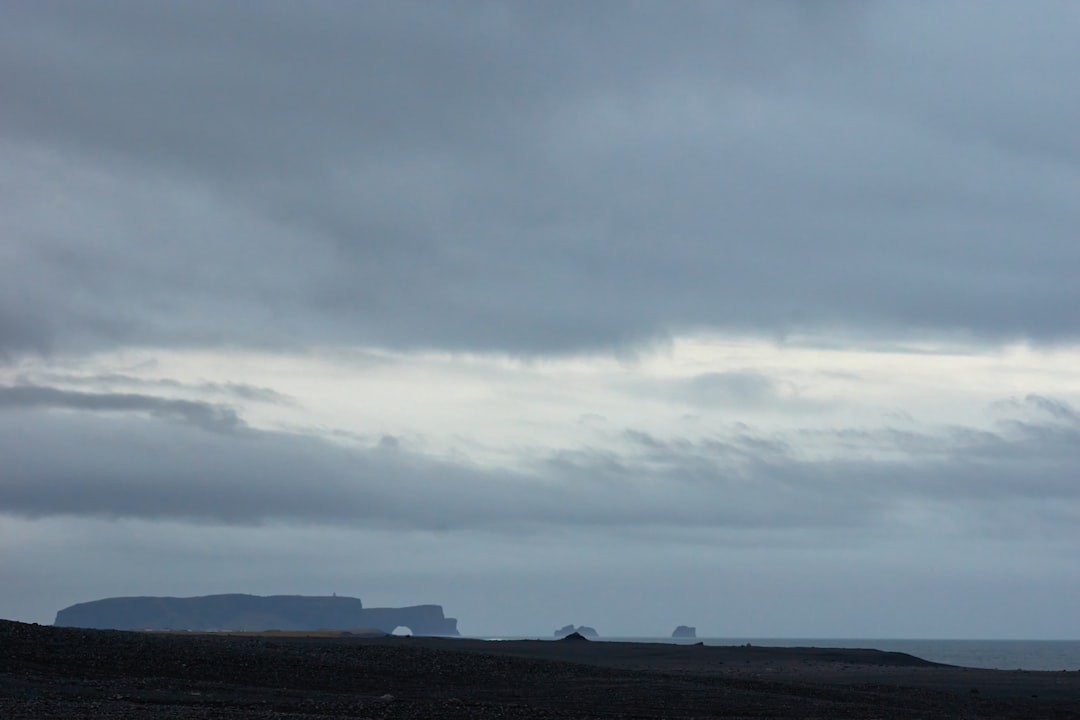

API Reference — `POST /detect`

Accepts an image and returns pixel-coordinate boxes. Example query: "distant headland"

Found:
[54,594,459,636]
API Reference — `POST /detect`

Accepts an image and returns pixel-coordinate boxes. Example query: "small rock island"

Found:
[554,624,599,639]
[672,625,697,638]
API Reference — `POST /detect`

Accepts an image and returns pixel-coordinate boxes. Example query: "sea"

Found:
[481,637,1080,671]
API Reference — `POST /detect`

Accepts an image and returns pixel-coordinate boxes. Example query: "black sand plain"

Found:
[3,619,1079,718]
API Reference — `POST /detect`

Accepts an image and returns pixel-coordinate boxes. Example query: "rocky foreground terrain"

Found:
[3,619,1079,718]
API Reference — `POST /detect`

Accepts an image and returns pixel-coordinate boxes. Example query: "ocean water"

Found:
[621,638,1080,671]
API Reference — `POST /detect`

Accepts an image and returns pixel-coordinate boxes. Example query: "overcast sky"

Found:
[2,1,1079,639]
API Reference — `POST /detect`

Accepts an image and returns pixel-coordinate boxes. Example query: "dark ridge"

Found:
[3,619,1079,719]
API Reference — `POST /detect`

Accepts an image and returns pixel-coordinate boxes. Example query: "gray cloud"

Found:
[1008,393,1080,424]
[2,386,1077,542]
[20,372,293,405]
[684,371,778,405]
[671,370,831,413]
[0,385,243,433]
[3,2,1079,357]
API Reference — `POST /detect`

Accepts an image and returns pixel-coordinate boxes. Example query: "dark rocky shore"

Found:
[3,619,1078,718]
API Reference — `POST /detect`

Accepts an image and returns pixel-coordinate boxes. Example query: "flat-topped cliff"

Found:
[54,594,458,636]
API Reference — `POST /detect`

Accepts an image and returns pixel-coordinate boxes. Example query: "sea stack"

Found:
[554,624,599,639]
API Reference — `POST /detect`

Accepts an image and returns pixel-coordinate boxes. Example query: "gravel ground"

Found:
[3,619,1079,718]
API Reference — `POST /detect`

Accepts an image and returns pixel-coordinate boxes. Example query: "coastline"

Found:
[3,619,1079,718]
[473,636,1080,671]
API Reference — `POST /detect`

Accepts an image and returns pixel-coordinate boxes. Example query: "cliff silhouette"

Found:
[54,594,458,636]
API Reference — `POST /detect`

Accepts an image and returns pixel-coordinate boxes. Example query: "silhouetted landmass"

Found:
[559,631,591,642]
[554,624,599,638]
[4,619,1079,718]
[672,624,696,638]
[54,594,459,636]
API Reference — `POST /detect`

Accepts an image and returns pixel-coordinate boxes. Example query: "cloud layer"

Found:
[4,3,1080,638]
[4,2,1079,358]
[3,384,1076,541]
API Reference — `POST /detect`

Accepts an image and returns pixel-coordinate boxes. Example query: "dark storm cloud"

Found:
[2,387,1077,540]
[3,2,1079,357]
